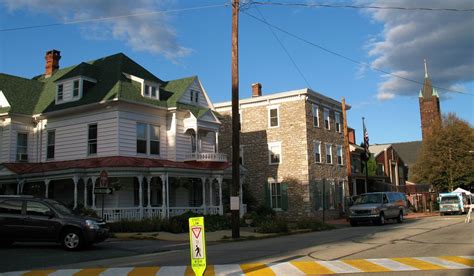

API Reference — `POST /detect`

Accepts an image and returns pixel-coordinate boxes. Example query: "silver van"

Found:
[349,192,408,226]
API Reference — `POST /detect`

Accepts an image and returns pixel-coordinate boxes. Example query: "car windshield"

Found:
[354,194,383,204]
[441,196,459,204]
[46,200,74,216]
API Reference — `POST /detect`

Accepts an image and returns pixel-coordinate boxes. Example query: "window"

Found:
[314,141,321,163]
[47,130,55,159]
[151,86,157,98]
[270,182,282,209]
[88,124,97,155]
[136,123,147,154]
[16,133,28,161]
[312,104,319,127]
[324,109,330,130]
[144,85,150,96]
[190,90,194,102]
[269,107,279,127]
[73,80,80,97]
[26,201,51,216]
[376,163,384,175]
[335,112,341,132]
[325,144,332,164]
[0,200,22,214]
[195,91,199,103]
[57,84,63,101]
[337,145,343,165]
[150,125,160,155]
[268,142,281,164]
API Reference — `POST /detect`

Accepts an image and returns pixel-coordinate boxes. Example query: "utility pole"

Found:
[231,0,240,238]
[342,98,351,190]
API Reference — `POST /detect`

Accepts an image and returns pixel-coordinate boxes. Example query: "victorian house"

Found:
[0,50,241,222]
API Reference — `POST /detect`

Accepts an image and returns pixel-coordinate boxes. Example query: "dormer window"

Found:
[57,84,63,101]
[73,80,79,97]
[143,84,159,99]
[190,90,199,103]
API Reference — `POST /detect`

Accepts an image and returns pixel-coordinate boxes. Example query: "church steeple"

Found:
[419,59,441,140]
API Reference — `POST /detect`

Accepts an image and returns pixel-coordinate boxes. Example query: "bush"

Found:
[256,217,289,233]
[70,203,99,219]
[296,217,335,231]
[246,205,277,227]
[107,217,163,233]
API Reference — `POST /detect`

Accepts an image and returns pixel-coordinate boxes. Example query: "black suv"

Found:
[0,195,109,250]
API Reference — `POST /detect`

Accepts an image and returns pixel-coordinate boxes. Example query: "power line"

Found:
[251,1,474,12]
[0,3,229,32]
[253,6,312,89]
[242,10,471,96]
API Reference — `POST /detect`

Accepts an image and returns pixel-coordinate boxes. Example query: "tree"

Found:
[412,113,474,192]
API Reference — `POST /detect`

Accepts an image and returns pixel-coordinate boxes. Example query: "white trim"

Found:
[325,143,333,164]
[0,90,11,108]
[267,105,280,128]
[324,108,331,130]
[312,103,319,128]
[313,141,321,163]
[335,112,341,133]
[337,145,343,165]
[268,141,282,165]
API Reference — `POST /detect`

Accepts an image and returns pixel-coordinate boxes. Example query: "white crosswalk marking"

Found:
[50,269,82,276]
[156,266,187,276]
[367,258,419,271]
[318,260,362,273]
[267,262,305,276]
[100,267,134,276]
[213,264,243,276]
[417,257,471,269]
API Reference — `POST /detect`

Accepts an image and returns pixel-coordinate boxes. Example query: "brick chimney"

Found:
[252,83,262,97]
[45,50,61,78]
[348,127,356,144]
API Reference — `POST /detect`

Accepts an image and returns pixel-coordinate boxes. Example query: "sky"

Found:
[0,0,472,145]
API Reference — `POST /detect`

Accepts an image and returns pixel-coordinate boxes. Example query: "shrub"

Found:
[107,216,163,233]
[256,217,289,233]
[71,204,99,219]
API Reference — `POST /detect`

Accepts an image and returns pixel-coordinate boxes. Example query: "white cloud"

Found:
[2,0,191,60]
[362,0,474,100]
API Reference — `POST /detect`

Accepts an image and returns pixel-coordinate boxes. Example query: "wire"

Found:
[253,6,312,89]
[241,10,471,95]
[251,1,474,12]
[0,3,229,32]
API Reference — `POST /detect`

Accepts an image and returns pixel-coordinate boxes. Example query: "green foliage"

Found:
[295,217,335,231]
[72,204,100,218]
[412,113,474,191]
[362,155,377,176]
[108,217,163,233]
[256,217,289,233]
[246,205,276,227]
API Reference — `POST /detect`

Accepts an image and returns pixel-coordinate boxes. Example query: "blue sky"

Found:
[0,0,472,144]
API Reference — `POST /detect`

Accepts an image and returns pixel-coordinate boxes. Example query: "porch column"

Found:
[217,176,223,215]
[209,179,214,206]
[215,131,219,153]
[137,175,144,218]
[91,176,97,209]
[82,177,88,207]
[73,176,79,209]
[195,127,199,153]
[146,176,152,208]
[201,177,207,215]
[165,173,170,219]
[44,179,50,198]
[158,175,166,219]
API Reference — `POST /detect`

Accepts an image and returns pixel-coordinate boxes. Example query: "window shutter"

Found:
[264,183,271,208]
[281,183,288,211]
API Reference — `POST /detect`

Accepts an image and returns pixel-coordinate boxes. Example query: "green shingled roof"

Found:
[0,53,213,116]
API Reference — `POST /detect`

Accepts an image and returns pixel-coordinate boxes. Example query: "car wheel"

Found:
[377,213,385,225]
[61,229,84,251]
[397,211,404,223]
[350,220,358,227]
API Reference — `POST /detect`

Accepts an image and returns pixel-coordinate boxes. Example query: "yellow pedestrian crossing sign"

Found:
[189,217,206,276]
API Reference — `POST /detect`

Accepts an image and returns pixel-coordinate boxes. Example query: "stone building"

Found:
[215,84,349,218]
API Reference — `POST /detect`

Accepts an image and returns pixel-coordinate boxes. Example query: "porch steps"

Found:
[2,256,473,275]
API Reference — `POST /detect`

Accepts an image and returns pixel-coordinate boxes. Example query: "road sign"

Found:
[189,217,206,276]
[99,170,108,188]
[94,187,113,195]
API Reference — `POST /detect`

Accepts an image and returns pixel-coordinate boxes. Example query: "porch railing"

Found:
[95,206,223,222]
[96,207,141,222]
[169,207,204,217]
[184,152,227,162]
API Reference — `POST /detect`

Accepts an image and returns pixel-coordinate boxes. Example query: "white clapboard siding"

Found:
[44,112,119,162]
[180,79,211,108]
[166,113,177,161]
[175,113,192,161]
[9,122,35,163]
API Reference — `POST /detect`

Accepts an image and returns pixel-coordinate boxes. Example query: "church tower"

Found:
[419,59,441,140]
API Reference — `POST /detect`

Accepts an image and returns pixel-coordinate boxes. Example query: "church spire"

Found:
[424,59,428,78]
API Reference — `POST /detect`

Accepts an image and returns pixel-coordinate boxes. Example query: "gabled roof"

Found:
[391,141,422,167]
[369,144,391,157]
[0,53,214,117]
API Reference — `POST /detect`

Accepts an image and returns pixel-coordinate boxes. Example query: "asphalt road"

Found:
[1,215,473,273]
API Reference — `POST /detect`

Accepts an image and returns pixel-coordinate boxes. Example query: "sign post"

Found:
[189,217,206,276]
[99,170,108,221]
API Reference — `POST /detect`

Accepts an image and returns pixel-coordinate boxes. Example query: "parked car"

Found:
[349,192,408,226]
[0,195,108,250]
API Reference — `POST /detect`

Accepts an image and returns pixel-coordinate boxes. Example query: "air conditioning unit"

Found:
[18,153,28,162]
